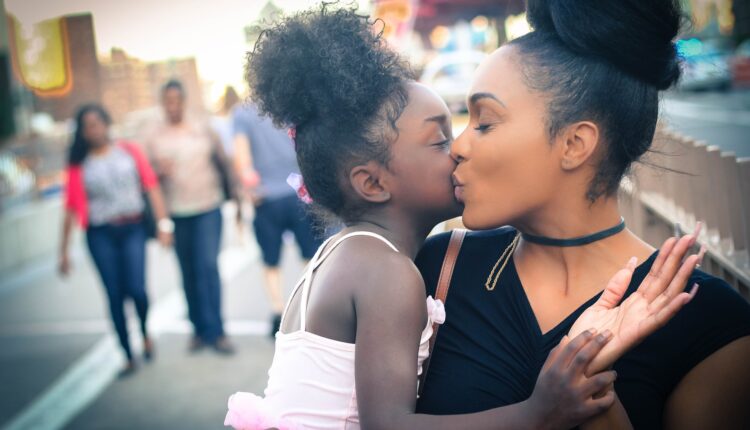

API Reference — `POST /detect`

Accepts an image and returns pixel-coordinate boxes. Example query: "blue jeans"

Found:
[87,221,148,361]
[253,194,323,267]
[173,207,225,343]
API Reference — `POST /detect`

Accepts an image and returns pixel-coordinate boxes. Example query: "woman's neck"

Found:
[513,196,654,288]
[88,141,112,157]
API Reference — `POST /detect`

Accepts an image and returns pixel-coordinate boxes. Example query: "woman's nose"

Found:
[450,129,469,163]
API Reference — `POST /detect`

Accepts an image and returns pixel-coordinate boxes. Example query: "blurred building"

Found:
[100,49,203,123]
[28,14,102,122]
[100,48,152,124]
[147,57,204,113]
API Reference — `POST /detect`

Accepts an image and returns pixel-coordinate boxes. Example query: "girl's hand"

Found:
[569,225,704,376]
[525,330,618,430]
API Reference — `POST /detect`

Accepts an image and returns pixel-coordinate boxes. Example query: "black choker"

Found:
[521,218,626,247]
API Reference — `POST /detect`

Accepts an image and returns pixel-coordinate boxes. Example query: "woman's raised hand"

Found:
[568,224,704,376]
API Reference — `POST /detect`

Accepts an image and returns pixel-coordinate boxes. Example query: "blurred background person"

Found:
[58,104,172,377]
[144,80,236,354]
[232,102,323,337]
[211,86,242,157]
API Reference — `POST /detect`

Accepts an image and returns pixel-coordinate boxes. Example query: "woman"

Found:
[416,0,750,428]
[59,104,172,376]
[225,5,702,429]
[144,79,236,354]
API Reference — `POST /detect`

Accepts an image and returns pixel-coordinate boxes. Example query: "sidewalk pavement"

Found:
[1,204,307,430]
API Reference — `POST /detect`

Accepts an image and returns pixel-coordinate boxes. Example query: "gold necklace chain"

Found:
[485,233,521,291]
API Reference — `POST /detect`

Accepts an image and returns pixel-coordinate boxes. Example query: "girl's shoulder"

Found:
[320,232,419,286]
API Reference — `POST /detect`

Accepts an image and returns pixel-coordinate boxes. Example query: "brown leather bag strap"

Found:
[418,228,466,397]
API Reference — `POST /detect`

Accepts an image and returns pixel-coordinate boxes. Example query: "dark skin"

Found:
[452,44,749,429]
[279,82,698,430]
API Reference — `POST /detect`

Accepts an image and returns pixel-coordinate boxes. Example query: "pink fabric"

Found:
[285,173,312,204]
[64,141,157,227]
[224,393,301,430]
[426,296,446,324]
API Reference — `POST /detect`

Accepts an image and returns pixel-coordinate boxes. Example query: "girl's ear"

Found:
[349,162,391,204]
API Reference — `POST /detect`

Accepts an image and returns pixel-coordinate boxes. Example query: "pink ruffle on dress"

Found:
[225,392,301,430]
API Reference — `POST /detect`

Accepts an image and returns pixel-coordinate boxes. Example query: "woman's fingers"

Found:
[662,251,703,301]
[641,231,697,302]
[647,286,698,331]
[593,257,637,310]
[639,236,677,299]
[647,252,700,315]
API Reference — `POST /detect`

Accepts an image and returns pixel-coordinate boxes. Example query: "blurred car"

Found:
[419,50,486,112]
[677,38,732,91]
[731,39,750,88]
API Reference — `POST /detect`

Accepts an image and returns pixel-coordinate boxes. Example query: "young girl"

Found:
[225,5,699,430]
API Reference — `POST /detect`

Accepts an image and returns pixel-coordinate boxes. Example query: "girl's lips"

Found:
[454,185,464,202]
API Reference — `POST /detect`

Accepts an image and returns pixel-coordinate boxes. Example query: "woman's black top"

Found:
[415,227,750,429]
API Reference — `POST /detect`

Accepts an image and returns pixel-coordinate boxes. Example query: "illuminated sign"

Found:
[7,14,72,97]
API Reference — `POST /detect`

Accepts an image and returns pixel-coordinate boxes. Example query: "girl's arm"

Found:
[354,252,616,430]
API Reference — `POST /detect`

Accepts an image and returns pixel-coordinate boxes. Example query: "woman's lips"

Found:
[454,185,464,202]
[452,174,464,202]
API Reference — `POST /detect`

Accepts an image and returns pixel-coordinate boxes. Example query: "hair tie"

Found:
[287,126,297,150]
[286,173,312,204]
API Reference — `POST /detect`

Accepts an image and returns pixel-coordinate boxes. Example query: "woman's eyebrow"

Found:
[468,92,506,108]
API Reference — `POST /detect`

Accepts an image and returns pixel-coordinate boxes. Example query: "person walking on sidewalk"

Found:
[59,104,172,377]
[232,102,323,337]
[144,80,236,354]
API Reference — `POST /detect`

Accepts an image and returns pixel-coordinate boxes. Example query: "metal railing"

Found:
[620,125,750,297]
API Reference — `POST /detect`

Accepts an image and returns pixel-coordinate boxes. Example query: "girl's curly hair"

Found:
[246,2,412,220]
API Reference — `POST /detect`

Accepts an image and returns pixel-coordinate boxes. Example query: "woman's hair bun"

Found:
[246,3,410,129]
[525,0,684,90]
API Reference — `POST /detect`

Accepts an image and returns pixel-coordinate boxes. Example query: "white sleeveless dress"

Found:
[224,232,446,430]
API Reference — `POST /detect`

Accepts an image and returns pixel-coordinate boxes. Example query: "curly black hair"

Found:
[246,2,412,220]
